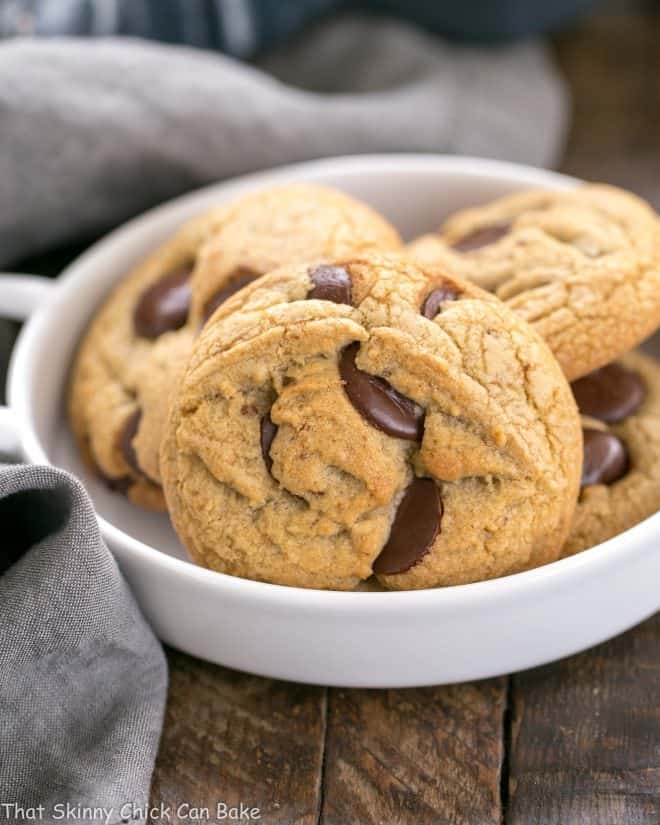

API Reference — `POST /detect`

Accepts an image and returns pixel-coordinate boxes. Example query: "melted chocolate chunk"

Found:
[339,344,424,441]
[307,265,352,305]
[202,267,260,324]
[120,409,142,475]
[581,428,629,487]
[452,222,511,252]
[99,471,132,496]
[373,477,441,575]
[134,266,192,339]
[571,363,646,424]
[260,413,278,474]
[421,283,461,319]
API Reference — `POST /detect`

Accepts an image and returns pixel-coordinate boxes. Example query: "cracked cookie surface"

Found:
[68,185,401,510]
[161,252,582,590]
[408,185,660,381]
[562,349,660,557]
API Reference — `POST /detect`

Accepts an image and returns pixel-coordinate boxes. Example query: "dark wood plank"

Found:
[320,680,507,825]
[150,650,326,825]
[507,614,660,825]
[555,12,660,206]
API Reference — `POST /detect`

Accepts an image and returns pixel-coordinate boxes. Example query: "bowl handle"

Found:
[0,273,54,321]
[0,273,55,458]
[0,406,19,457]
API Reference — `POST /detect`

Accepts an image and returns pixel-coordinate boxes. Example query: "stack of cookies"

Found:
[69,183,660,590]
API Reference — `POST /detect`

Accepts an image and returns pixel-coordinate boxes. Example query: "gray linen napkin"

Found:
[0,464,167,824]
[0,14,568,268]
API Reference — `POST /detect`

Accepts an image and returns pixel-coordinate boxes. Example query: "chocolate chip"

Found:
[581,428,629,487]
[452,222,511,252]
[571,363,646,424]
[339,344,424,441]
[99,472,132,496]
[421,283,461,319]
[260,412,278,474]
[373,477,441,575]
[134,266,192,339]
[120,409,142,475]
[94,411,144,494]
[308,265,352,304]
[202,267,260,324]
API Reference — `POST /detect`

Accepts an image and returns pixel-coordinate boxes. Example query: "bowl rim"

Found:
[9,152,660,612]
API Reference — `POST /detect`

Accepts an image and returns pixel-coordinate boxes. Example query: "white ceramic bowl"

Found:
[1,155,659,688]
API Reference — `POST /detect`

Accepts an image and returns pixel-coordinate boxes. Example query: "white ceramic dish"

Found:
[1,155,659,688]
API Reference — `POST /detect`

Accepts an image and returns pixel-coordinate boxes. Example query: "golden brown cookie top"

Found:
[188,183,402,323]
[563,349,660,557]
[68,185,401,510]
[408,184,660,381]
[162,252,582,590]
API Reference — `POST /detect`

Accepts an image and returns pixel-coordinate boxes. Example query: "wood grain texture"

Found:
[507,614,660,825]
[150,651,326,825]
[320,680,507,825]
[555,12,660,207]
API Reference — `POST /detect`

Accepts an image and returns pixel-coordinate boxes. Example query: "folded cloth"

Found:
[0,464,167,824]
[0,15,568,268]
[0,0,596,51]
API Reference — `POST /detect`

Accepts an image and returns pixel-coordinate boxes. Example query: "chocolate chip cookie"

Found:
[408,185,660,381]
[69,185,402,510]
[562,349,660,557]
[161,253,582,590]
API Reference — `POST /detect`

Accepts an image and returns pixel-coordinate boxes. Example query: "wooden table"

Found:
[5,11,659,824]
[149,14,660,824]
